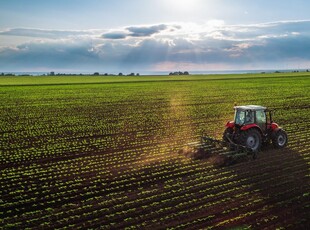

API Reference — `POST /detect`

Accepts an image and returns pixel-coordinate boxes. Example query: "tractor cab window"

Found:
[256,110,266,123]
[244,110,254,124]
[235,110,254,125]
[235,110,245,125]
[256,110,267,131]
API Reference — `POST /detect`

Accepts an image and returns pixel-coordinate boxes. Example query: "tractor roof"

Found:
[234,105,266,111]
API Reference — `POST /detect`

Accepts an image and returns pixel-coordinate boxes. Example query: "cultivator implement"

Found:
[179,135,255,166]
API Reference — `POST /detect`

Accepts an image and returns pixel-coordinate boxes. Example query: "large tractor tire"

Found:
[272,129,288,148]
[240,129,262,152]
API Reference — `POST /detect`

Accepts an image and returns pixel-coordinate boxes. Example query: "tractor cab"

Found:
[234,105,267,131]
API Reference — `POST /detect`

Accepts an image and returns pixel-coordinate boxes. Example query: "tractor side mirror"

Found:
[270,110,275,123]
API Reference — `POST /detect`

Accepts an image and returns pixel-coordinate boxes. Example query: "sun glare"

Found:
[164,0,202,12]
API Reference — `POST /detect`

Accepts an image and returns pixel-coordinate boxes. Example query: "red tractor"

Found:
[180,105,288,163]
[223,105,288,152]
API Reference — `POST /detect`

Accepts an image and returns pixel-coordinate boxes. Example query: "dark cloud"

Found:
[101,24,172,40]
[126,24,167,37]
[102,32,128,39]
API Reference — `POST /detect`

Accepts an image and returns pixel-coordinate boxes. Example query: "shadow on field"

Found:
[233,147,309,228]
[191,145,310,228]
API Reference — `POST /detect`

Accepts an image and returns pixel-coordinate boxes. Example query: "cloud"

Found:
[101,24,177,40]
[102,31,128,39]
[126,24,167,37]
[0,28,94,39]
[1,20,310,72]
[0,39,101,71]
[206,20,310,41]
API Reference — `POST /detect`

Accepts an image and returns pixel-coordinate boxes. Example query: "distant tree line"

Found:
[1,73,16,76]
[49,72,141,76]
[2,69,310,77]
[169,71,189,75]
[116,73,140,76]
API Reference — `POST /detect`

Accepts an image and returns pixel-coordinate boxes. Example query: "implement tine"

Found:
[181,135,254,161]
[201,135,252,154]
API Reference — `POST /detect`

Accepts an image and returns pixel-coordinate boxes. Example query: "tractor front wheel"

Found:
[272,129,288,148]
[240,129,262,152]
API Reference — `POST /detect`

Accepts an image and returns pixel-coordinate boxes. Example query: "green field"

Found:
[1,73,309,229]
[1,72,309,85]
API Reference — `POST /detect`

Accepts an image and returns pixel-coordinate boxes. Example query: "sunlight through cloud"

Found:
[161,0,204,12]
[1,20,310,72]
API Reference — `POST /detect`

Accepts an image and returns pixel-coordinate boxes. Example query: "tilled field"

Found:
[1,74,309,229]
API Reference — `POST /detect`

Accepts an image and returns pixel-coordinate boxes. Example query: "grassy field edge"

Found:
[1,72,310,86]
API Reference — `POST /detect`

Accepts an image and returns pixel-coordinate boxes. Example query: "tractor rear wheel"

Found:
[272,129,288,148]
[240,129,262,152]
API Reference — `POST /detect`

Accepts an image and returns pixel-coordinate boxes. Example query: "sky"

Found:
[1,0,310,74]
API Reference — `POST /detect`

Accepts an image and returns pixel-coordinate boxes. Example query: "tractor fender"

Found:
[271,127,285,137]
[241,124,260,131]
[269,122,280,131]
[225,121,235,128]
[241,124,264,137]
